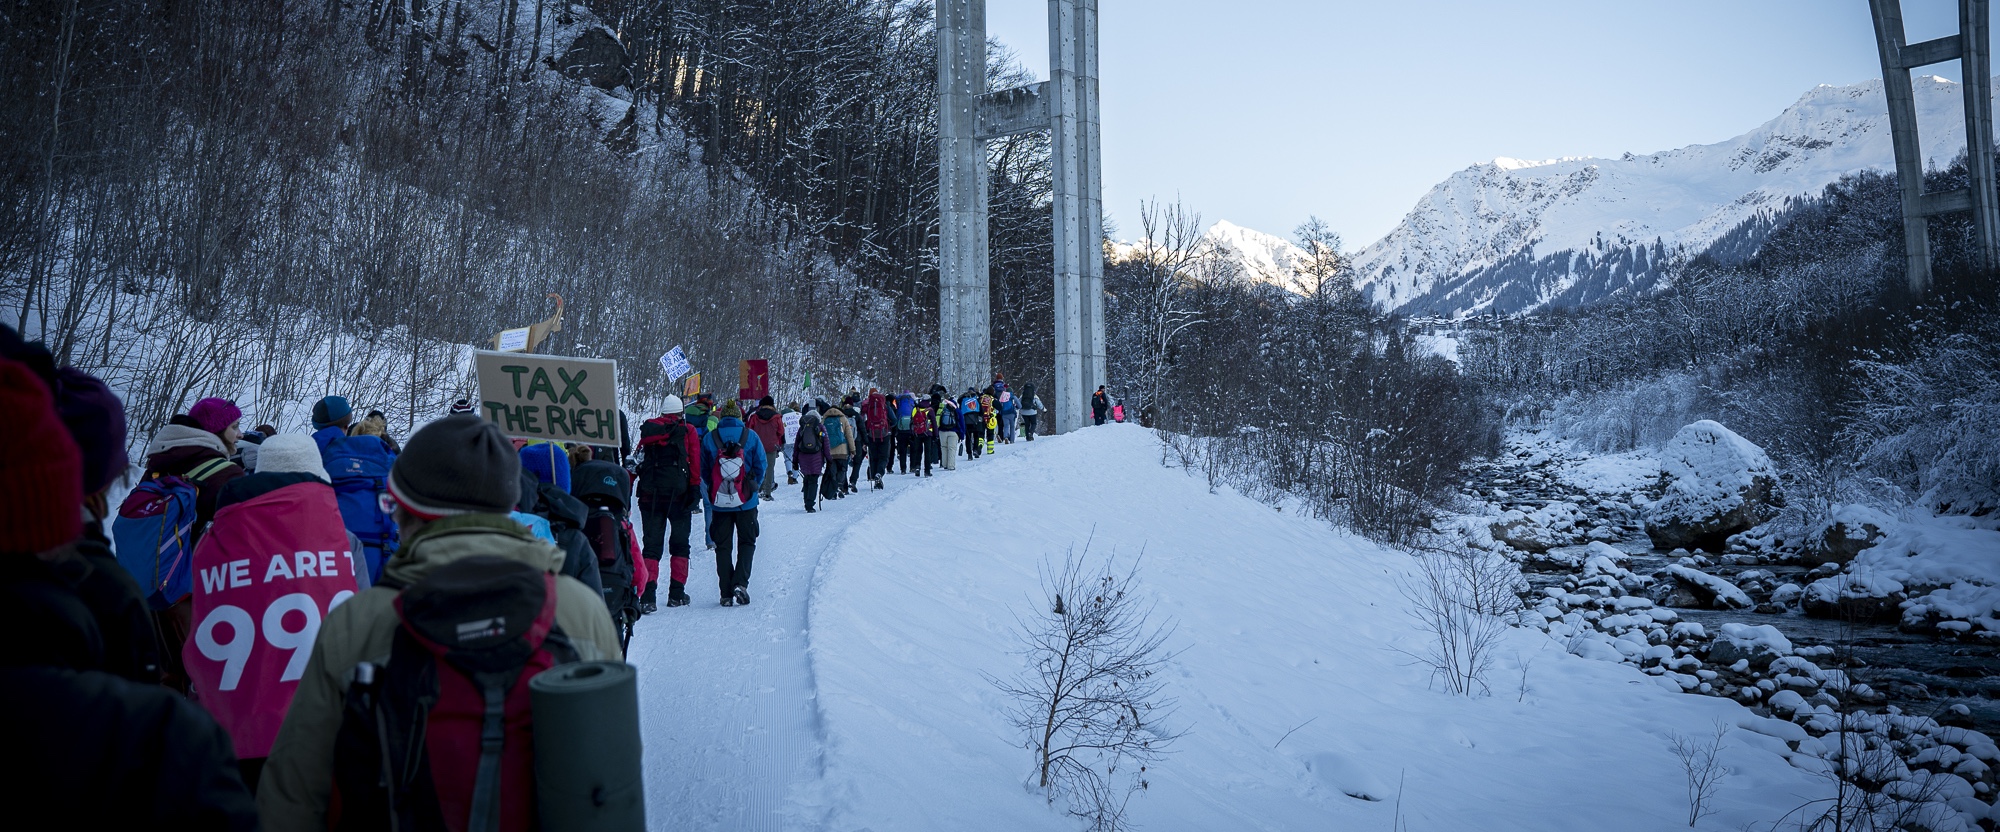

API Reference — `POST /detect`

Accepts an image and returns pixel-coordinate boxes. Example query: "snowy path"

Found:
[628,459,918,831]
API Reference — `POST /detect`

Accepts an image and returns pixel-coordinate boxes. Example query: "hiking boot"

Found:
[640,598,658,615]
[873,479,884,490]
[721,594,735,607]
[788,475,799,485]
[667,581,690,607]
[733,586,751,606]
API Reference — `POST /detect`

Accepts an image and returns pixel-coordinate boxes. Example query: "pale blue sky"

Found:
[984,0,1982,247]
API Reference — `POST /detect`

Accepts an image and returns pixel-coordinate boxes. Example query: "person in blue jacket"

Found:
[958,388,982,459]
[700,400,766,607]
[310,395,397,583]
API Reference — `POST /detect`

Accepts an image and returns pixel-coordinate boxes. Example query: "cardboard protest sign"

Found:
[660,346,691,381]
[474,350,622,443]
[183,482,361,758]
[495,327,532,353]
[738,358,769,402]
[683,372,702,398]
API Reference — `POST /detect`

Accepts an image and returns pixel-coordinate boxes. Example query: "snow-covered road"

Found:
[628,456,909,831]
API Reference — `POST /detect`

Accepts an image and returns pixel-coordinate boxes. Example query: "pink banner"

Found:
[183,481,363,758]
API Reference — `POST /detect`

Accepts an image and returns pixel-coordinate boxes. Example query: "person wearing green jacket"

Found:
[257,416,622,831]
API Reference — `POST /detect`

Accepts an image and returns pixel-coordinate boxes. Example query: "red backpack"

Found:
[330,556,578,832]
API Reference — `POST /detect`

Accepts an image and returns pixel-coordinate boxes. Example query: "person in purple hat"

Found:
[136,396,247,693]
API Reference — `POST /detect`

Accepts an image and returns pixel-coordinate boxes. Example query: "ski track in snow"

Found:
[629,460,911,831]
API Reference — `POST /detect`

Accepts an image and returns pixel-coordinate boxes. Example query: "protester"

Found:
[521,443,606,600]
[448,397,476,416]
[636,397,701,610]
[861,388,892,489]
[781,402,803,485]
[311,395,398,583]
[841,393,867,492]
[1093,385,1111,425]
[0,355,261,831]
[893,390,917,474]
[994,372,1017,444]
[1021,384,1044,440]
[747,396,786,500]
[700,400,766,606]
[978,388,998,456]
[912,393,938,476]
[794,406,830,512]
[351,410,402,454]
[121,397,247,693]
[259,415,622,829]
[933,392,961,470]
[821,399,855,502]
[959,388,982,460]
[185,433,362,791]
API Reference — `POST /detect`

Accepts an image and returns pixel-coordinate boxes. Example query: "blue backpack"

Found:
[824,415,847,449]
[325,435,397,583]
[113,457,232,609]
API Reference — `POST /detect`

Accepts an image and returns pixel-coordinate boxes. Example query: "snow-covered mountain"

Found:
[1354,75,1993,316]
[1202,220,1308,285]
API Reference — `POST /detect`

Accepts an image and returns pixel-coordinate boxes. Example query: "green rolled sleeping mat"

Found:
[531,661,645,831]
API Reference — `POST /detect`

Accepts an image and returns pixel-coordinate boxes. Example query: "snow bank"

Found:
[1809,512,2000,634]
[806,424,1827,830]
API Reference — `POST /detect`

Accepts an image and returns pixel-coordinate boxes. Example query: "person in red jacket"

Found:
[745,396,787,500]
[635,397,703,611]
[860,388,892,489]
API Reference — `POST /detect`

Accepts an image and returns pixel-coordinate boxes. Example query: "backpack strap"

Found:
[187,457,233,483]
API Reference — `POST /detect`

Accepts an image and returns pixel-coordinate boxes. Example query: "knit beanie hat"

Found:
[718,399,742,419]
[255,434,329,481]
[312,395,352,430]
[449,398,475,415]
[188,397,242,435]
[0,357,81,553]
[662,395,683,415]
[387,415,521,518]
[51,368,127,498]
[518,441,572,492]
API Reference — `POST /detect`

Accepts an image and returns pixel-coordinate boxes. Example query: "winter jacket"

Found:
[1023,394,1045,417]
[187,472,361,760]
[699,417,767,512]
[681,402,717,436]
[534,480,608,600]
[793,413,830,476]
[143,423,246,544]
[912,405,933,437]
[0,548,260,831]
[1092,390,1111,416]
[821,407,855,459]
[994,379,1015,412]
[931,401,962,438]
[258,513,621,830]
[635,414,702,508]
[861,393,891,441]
[746,406,786,455]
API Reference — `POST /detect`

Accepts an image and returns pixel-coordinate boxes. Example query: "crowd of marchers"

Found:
[0,320,1136,831]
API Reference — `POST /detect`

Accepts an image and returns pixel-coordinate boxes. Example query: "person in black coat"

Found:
[521,469,606,599]
[0,352,259,831]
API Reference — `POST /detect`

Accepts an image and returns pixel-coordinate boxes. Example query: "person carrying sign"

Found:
[184,433,363,791]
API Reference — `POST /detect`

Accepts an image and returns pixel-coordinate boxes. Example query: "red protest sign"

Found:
[739,358,769,402]
[183,482,362,758]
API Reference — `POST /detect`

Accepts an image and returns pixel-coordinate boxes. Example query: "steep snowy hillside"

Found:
[1355,75,1991,316]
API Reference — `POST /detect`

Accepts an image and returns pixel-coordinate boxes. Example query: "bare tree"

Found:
[1396,539,1522,697]
[1127,199,1213,425]
[992,546,1184,832]
[1668,722,1730,827]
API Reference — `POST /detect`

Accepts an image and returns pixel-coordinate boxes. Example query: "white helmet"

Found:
[663,395,685,414]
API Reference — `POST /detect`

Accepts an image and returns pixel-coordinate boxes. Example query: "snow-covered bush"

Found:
[1845,321,2000,515]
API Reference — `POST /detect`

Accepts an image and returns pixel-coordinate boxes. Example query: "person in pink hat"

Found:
[132,396,247,693]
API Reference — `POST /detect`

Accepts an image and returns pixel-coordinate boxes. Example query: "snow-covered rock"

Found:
[1662,564,1753,610]
[1808,503,1892,565]
[1351,75,1997,317]
[1644,421,1782,551]
[1708,623,1793,670]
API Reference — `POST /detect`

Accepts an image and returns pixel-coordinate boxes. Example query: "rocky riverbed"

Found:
[1454,431,2000,825]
